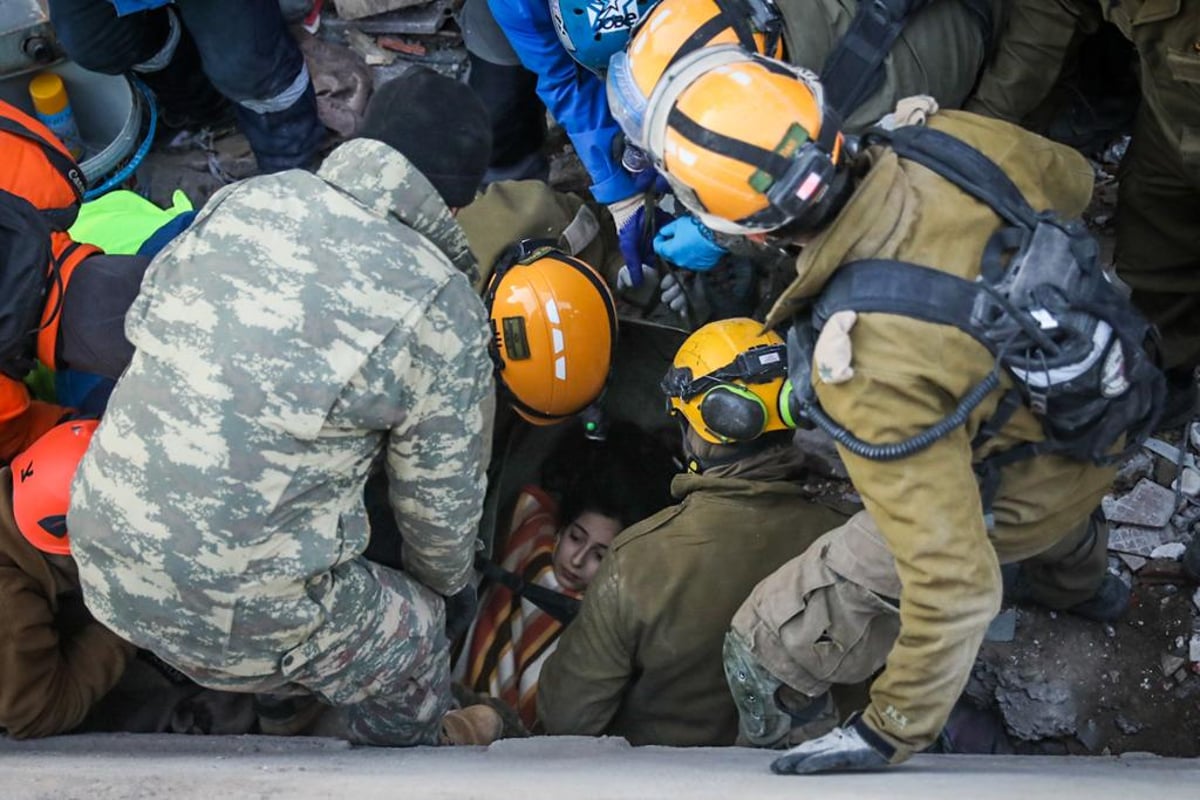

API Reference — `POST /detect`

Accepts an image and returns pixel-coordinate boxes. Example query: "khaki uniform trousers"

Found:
[729,506,1108,748]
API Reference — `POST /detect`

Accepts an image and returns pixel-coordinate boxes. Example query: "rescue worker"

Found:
[964,0,1200,424]
[638,47,1136,773]
[66,70,614,748]
[537,319,848,746]
[604,0,997,276]
[0,421,257,739]
[0,100,155,462]
[47,0,324,172]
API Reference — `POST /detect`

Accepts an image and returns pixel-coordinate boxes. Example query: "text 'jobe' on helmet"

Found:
[11,419,99,556]
[485,242,618,426]
[606,0,784,150]
[641,45,847,237]
[550,0,664,74]
[661,317,797,444]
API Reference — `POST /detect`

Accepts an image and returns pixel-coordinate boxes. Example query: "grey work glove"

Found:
[443,583,478,645]
[770,714,893,775]
[660,271,710,327]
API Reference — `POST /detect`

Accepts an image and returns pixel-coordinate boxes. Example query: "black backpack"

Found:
[787,124,1165,479]
[0,191,66,380]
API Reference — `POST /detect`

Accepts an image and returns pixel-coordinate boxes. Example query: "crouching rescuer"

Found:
[626,45,1166,773]
[63,70,618,748]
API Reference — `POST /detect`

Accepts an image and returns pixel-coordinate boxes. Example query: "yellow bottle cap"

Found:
[29,72,69,117]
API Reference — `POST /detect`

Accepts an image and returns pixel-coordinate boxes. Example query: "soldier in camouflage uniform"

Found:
[67,70,501,747]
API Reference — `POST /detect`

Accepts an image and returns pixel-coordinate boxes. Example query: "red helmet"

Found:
[11,419,98,555]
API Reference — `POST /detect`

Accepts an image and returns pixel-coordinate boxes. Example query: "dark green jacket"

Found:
[779,0,996,132]
[537,471,847,746]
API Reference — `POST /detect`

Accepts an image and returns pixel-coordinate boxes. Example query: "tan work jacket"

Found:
[766,108,1117,755]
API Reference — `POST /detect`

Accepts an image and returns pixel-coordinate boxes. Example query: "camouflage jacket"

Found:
[68,139,495,681]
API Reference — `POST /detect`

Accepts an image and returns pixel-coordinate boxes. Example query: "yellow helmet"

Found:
[485,243,618,426]
[642,46,846,236]
[606,0,784,149]
[661,317,796,444]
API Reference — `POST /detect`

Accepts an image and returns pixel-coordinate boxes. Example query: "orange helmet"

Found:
[11,419,99,555]
[485,243,618,425]
[642,46,846,236]
[661,318,794,444]
[606,0,783,148]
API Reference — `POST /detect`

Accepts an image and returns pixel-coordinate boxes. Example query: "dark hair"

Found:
[542,419,677,531]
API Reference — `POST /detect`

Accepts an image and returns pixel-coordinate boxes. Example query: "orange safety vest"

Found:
[0,100,100,431]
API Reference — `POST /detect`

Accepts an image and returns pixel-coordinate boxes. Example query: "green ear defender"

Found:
[698,383,770,443]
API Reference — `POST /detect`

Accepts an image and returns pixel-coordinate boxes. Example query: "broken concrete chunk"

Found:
[1189,634,1200,664]
[1103,479,1177,528]
[1114,715,1144,735]
[345,28,397,65]
[1176,467,1200,497]
[1108,525,1176,557]
[1161,653,1187,676]
[335,0,428,21]
[984,609,1017,643]
[1114,451,1154,491]
[996,680,1077,740]
[1116,553,1148,572]
[1150,542,1188,560]
[1190,422,1200,453]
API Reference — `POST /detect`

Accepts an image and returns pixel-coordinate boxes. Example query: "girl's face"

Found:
[551,511,622,592]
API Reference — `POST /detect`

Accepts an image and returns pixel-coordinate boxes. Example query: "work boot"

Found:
[1002,566,1131,623]
[1155,367,1198,432]
[1183,535,1200,584]
[1065,574,1131,622]
[440,704,503,746]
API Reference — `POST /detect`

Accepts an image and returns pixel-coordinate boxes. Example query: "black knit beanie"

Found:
[358,68,493,208]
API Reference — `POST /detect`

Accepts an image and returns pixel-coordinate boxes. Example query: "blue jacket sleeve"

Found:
[109,0,172,15]
[487,0,638,204]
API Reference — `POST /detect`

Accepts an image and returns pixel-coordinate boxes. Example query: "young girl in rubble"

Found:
[454,419,675,731]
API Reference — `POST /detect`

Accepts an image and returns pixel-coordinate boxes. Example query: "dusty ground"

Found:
[1,735,1198,800]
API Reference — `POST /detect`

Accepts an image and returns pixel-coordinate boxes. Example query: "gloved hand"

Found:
[617,263,659,292]
[443,583,478,645]
[660,270,710,325]
[611,196,673,290]
[653,215,727,271]
[770,714,893,775]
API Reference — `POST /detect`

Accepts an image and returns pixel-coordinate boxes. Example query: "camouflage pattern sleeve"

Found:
[386,277,496,596]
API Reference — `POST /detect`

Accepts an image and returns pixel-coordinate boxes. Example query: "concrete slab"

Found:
[1,735,1198,800]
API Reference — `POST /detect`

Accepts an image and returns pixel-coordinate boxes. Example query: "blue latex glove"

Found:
[617,203,674,289]
[654,216,728,272]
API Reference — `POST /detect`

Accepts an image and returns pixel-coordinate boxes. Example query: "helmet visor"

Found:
[607,50,650,148]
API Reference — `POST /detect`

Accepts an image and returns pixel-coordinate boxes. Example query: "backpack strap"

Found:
[812,258,996,352]
[864,124,1038,229]
[475,555,581,625]
[820,0,994,122]
[37,236,102,370]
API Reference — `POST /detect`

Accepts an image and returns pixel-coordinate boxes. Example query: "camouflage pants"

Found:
[184,558,451,747]
[727,508,1107,751]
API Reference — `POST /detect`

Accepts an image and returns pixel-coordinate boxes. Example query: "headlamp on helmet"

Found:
[642,46,845,236]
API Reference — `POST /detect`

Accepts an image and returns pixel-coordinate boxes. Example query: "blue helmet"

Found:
[549,0,661,74]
